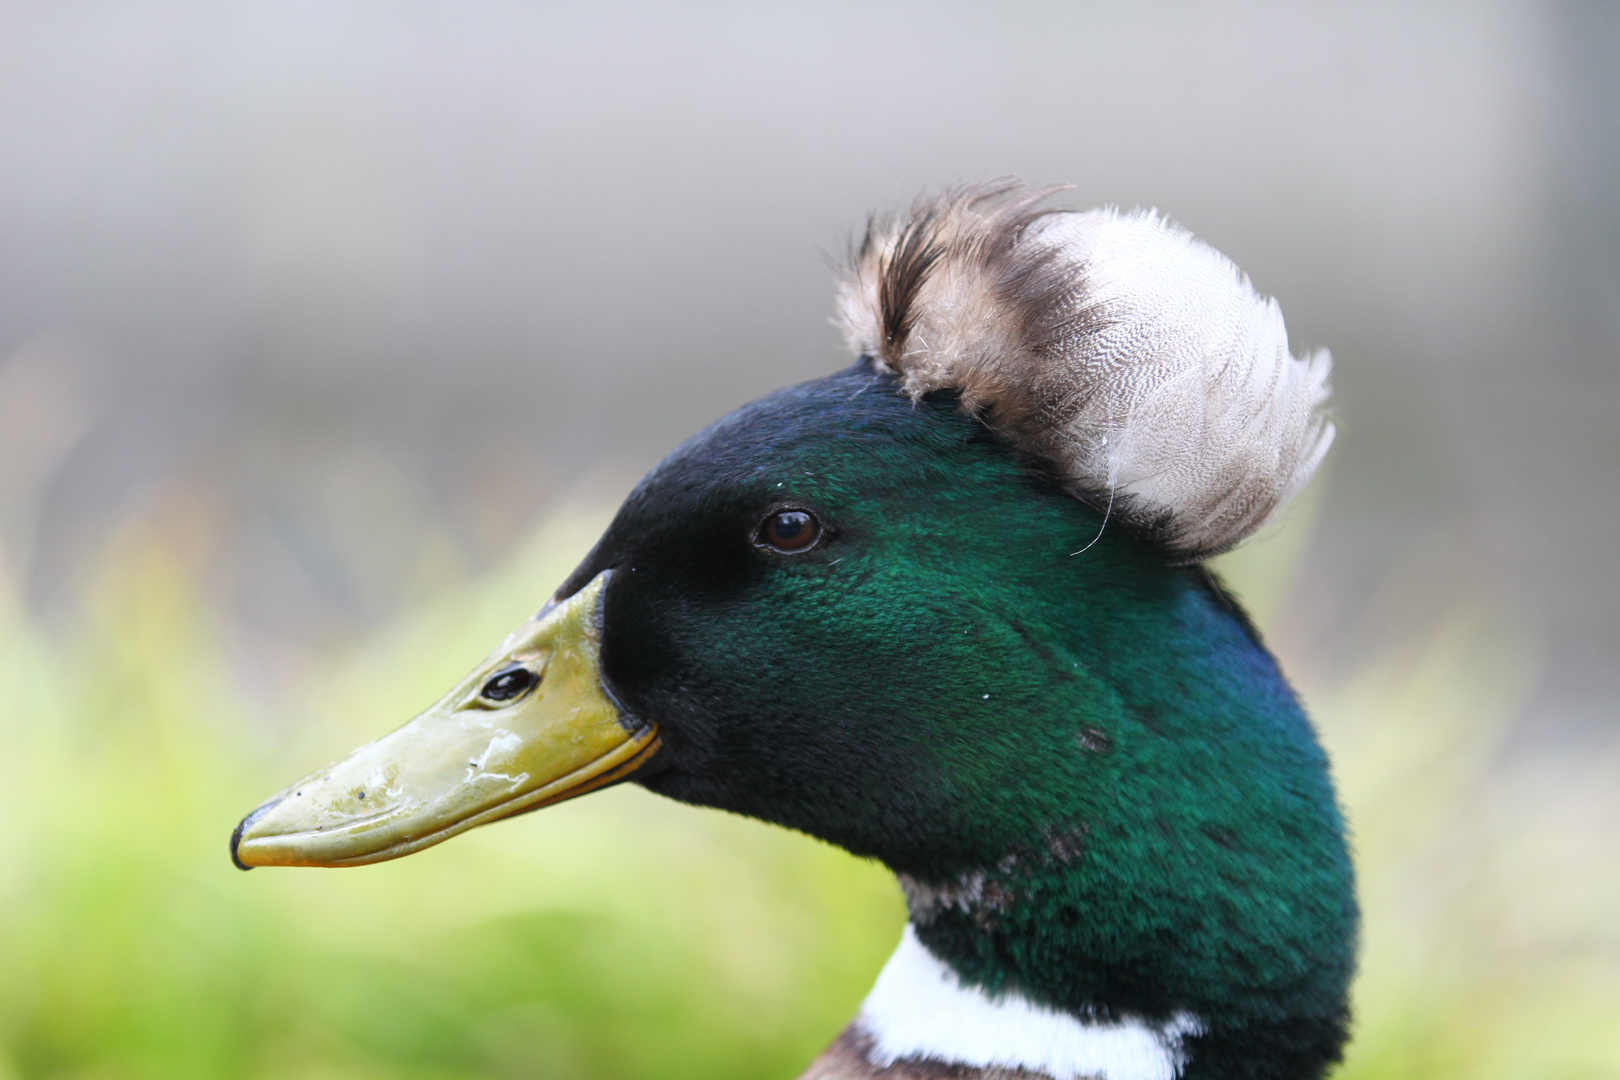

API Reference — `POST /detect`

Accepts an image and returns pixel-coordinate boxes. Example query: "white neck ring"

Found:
[854,925,1202,1080]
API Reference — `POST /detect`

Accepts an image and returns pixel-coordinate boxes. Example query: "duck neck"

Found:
[813,574,1355,1080]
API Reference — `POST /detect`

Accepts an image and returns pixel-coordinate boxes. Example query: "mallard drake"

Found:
[232,183,1356,1080]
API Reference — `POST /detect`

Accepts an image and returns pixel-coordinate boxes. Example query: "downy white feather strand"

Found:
[837,182,1333,559]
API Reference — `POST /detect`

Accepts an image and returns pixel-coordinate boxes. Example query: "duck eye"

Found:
[757,509,821,553]
[480,664,536,703]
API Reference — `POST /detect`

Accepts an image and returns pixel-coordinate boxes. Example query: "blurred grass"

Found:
[0,498,1616,1079]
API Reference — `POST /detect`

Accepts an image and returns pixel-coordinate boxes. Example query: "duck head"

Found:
[233,184,1356,1080]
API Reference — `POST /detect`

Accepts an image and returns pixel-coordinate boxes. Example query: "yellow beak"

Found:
[231,572,659,868]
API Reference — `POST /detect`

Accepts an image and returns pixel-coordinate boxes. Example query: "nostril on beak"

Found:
[480,664,538,703]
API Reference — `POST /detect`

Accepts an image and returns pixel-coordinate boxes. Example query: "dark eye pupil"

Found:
[481,665,535,702]
[762,510,819,552]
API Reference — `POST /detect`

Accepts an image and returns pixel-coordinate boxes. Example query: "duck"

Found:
[231,182,1357,1080]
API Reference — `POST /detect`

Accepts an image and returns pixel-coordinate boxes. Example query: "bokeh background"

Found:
[1,3,1616,1078]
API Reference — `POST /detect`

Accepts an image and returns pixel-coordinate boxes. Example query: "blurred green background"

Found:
[1,2,1618,1078]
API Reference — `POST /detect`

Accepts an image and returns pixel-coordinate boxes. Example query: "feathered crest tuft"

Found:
[837,180,1334,560]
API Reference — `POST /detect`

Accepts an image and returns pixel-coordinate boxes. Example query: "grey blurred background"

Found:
[1,1,1614,741]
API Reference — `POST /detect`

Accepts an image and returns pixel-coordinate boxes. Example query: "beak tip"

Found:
[231,798,280,871]
[229,819,251,871]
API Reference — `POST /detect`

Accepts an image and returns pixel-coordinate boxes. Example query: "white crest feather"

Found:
[837,182,1333,559]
